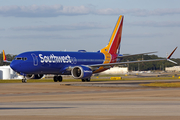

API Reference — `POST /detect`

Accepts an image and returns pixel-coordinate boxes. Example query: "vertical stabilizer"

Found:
[3,50,7,62]
[101,15,124,54]
[2,50,11,63]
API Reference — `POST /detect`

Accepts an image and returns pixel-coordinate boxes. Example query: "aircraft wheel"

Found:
[22,78,27,83]
[53,76,58,82]
[81,79,85,82]
[82,78,90,82]
[58,76,62,82]
[24,79,27,83]
[86,78,91,82]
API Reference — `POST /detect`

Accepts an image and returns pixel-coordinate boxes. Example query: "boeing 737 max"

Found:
[3,15,178,83]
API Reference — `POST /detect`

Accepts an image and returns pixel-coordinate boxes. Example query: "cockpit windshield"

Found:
[15,57,27,61]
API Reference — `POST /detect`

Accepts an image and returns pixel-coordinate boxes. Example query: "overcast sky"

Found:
[0,0,179,58]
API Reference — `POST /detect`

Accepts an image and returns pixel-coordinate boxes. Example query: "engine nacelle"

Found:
[71,66,93,79]
[26,74,44,79]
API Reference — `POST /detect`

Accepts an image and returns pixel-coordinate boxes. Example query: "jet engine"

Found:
[26,74,44,79]
[71,66,93,79]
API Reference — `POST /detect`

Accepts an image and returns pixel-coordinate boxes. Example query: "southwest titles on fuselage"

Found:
[39,54,72,64]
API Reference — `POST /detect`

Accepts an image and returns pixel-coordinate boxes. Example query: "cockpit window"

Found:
[16,57,22,60]
[22,57,27,61]
[15,57,27,61]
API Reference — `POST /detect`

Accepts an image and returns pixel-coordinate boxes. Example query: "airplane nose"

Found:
[10,61,18,72]
[10,62,15,70]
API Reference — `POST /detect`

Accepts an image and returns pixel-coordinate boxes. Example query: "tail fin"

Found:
[3,50,7,62]
[101,15,124,54]
[2,50,11,63]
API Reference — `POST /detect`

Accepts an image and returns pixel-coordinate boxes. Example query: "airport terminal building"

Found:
[0,66,22,80]
[165,66,180,72]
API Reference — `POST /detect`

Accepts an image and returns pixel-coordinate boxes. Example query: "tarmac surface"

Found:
[1,80,180,120]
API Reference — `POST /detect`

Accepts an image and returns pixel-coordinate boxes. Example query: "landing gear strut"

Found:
[81,78,90,82]
[53,75,62,82]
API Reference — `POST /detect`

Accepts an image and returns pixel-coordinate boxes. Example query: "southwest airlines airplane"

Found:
[3,15,177,83]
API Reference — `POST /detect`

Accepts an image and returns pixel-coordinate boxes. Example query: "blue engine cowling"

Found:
[71,66,93,79]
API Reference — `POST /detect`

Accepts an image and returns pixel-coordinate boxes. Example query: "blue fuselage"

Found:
[10,51,105,75]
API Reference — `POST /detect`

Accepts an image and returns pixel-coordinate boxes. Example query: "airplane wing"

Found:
[117,51,157,58]
[90,58,173,68]
[90,47,178,69]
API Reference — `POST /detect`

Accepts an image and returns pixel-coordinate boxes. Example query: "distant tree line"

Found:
[0,52,179,71]
[121,54,180,71]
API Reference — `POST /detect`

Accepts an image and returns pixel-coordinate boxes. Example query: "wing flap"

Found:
[90,59,166,68]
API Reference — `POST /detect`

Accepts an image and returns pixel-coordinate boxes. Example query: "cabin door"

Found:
[31,53,38,66]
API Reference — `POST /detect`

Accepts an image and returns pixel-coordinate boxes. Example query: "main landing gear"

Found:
[53,76,91,82]
[53,75,62,82]
[81,78,91,82]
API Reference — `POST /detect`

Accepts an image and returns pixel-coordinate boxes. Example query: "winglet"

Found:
[167,47,178,59]
[166,47,178,64]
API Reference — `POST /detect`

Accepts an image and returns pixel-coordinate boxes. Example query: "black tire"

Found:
[53,76,58,82]
[86,78,90,82]
[22,79,27,83]
[58,76,62,82]
[24,79,27,83]
[81,79,85,82]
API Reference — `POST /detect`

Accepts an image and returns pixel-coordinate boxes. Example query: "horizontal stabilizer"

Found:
[167,59,177,64]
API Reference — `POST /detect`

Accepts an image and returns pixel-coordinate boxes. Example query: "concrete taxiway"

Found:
[0,80,180,120]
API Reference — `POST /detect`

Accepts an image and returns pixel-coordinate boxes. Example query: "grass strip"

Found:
[140,82,180,88]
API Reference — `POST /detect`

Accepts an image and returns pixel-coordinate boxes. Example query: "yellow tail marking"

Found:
[3,50,6,61]
[100,15,123,53]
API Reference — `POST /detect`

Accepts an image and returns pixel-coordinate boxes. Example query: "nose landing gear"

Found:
[22,77,27,83]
